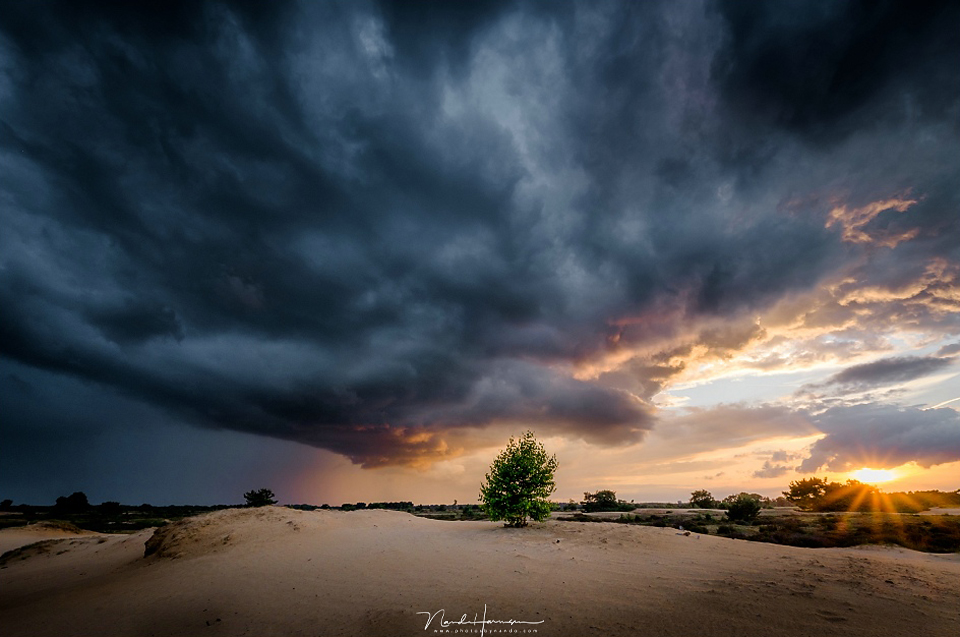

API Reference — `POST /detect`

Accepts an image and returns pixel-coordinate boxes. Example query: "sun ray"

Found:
[847,483,872,512]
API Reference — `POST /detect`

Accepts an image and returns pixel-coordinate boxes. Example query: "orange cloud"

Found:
[577,254,959,399]
[825,193,919,247]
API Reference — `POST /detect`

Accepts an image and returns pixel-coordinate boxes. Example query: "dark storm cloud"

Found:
[828,355,952,385]
[802,355,954,395]
[1,1,958,468]
[87,302,185,345]
[712,0,960,144]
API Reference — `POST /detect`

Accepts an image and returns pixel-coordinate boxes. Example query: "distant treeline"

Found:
[783,479,960,513]
[688,490,786,511]
[580,490,638,512]
[0,493,237,533]
[0,493,235,517]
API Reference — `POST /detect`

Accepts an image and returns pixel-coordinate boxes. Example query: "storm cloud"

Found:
[2,0,958,473]
[802,355,955,395]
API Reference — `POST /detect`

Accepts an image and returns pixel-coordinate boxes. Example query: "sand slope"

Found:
[1,507,958,636]
[0,521,101,554]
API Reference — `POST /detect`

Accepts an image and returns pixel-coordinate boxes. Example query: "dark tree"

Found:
[243,488,278,507]
[55,492,90,513]
[99,501,122,515]
[0,499,12,511]
[689,489,717,509]
[783,477,829,510]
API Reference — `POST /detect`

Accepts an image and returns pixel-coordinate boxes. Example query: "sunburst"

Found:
[849,467,897,484]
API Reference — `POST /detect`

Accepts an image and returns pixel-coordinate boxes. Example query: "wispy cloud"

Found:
[825,194,919,247]
[799,355,954,396]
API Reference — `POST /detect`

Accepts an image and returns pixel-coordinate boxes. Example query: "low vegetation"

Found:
[0,490,278,533]
[0,498,232,533]
[688,490,784,510]
[581,490,637,512]
[559,508,960,553]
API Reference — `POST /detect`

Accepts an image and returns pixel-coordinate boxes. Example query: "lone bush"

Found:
[582,490,617,512]
[725,493,762,522]
[582,490,635,512]
[479,431,558,528]
[243,488,277,507]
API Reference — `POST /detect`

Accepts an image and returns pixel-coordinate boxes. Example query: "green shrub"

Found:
[725,494,762,523]
[479,431,558,528]
[582,490,619,512]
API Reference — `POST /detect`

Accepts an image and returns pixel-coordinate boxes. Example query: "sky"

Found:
[1,0,958,506]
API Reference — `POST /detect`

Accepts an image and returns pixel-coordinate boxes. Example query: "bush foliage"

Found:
[243,488,277,507]
[55,492,90,513]
[689,489,717,509]
[582,490,636,512]
[725,493,762,522]
[479,431,558,527]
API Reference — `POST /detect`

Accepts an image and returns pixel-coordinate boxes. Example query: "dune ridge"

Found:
[1,506,958,636]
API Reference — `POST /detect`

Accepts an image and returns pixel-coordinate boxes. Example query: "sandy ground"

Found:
[921,508,960,516]
[1,507,958,637]
[0,522,101,555]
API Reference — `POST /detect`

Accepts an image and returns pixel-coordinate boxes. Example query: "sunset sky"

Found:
[2,0,958,506]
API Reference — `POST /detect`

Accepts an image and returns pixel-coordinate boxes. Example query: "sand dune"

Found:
[0,522,101,555]
[1,507,958,636]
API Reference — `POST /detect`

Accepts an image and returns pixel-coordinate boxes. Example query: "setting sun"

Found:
[850,468,897,484]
